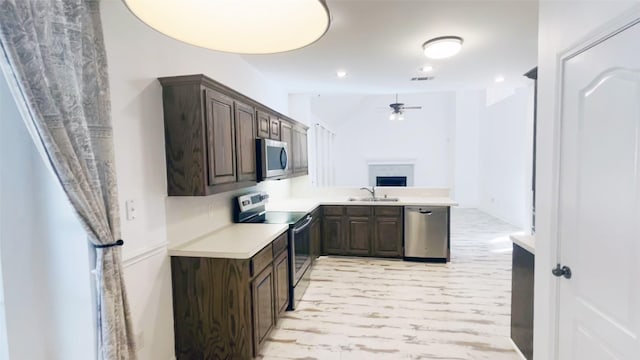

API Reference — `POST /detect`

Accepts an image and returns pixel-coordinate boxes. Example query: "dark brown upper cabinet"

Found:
[256,110,271,139]
[280,120,294,175]
[159,74,308,194]
[292,126,308,175]
[204,89,237,187]
[235,101,257,182]
[256,110,281,141]
[269,117,281,140]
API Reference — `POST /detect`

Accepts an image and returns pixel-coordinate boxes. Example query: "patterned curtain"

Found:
[0,1,136,359]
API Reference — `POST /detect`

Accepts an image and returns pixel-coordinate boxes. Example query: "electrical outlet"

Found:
[125,200,137,221]
[135,331,144,351]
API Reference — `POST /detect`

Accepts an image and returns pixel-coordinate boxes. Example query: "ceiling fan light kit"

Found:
[122,0,331,54]
[422,36,464,59]
[388,94,420,121]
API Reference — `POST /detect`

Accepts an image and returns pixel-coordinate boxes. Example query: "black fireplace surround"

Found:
[376,176,407,187]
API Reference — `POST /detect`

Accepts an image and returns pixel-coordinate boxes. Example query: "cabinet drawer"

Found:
[272,232,288,257]
[346,206,371,216]
[323,206,344,216]
[251,244,273,277]
[374,206,402,217]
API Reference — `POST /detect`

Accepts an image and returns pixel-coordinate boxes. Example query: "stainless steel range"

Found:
[234,192,312,310]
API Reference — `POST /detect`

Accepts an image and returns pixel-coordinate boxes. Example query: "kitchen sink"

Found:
[347,197,399,202]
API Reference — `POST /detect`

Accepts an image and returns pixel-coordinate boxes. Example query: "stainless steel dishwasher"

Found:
[404,206,449,262]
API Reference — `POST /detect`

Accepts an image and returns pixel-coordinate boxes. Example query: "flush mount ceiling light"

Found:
[336,70,348,78]
[422,36,464,59]
[123,0,331,54]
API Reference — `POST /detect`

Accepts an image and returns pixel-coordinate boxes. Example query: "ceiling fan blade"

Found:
[402,106,422,110]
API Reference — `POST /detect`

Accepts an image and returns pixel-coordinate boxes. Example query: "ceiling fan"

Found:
[388,94,422,120]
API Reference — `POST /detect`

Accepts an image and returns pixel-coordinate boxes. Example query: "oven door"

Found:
[290,215,312,286]
[259,138,289,180]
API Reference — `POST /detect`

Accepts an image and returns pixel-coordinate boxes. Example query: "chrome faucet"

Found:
[360,186,376,199]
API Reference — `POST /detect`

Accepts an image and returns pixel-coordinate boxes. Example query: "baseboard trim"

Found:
[509,338,528,360]
[123,242,168,268]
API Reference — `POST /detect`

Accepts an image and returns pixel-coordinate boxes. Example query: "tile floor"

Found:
[260,209,522,360]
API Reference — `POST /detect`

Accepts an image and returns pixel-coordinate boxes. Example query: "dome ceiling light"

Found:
[123,0,331,54]
[422,36,464,59]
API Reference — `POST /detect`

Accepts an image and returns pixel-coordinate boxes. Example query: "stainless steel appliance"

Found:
[234,192,312,310]
[256,138,289,181]
[404,206,449,262]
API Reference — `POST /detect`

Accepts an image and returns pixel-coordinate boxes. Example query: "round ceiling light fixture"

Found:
[123,0,331,54]
[422,36,464,59]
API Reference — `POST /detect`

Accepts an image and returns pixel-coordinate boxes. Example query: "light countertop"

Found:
[267,197,458,213]
[510,234,535,254]
[168,223,289,259]
[169,196,457,260]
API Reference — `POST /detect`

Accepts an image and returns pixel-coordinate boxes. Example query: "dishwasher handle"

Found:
[419,210,433,215]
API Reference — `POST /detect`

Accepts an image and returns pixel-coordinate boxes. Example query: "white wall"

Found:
[320,92,456,187]
[534,2,640,359]
[0,217,7,360]
[100,2,291,358]
[478,86,533,229]
[0,67,96,359]
[453,91,482,207]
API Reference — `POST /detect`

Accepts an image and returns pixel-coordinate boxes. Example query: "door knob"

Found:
[552,264,572,279]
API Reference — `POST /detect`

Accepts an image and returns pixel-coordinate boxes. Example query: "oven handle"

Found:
[293,215,313,234]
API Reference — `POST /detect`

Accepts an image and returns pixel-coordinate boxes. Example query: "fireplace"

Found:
[376,176,407,187]
[368,162,414,186]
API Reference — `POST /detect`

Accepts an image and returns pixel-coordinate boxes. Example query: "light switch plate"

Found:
[125,200,137,221]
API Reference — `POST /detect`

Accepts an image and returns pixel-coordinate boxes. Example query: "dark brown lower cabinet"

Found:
[251,266,275,357]
[273,250,289,316]
[372,207,404,257]
[346,216,372,256]
[320,205,404,258]
[171,231,289,359]
[323,215,345,255]
[171,257,253,359]
[511,244,534,360]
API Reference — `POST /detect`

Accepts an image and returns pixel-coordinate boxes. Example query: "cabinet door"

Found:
[373,216,403,258]
[256,110,270,138]
[322,215,344,255]
[251,266,275,357]
[234,101,257,182]
[269,117,281,140]
[346,216,372,256]
[292,127,308,174]
[204,89,236,186]
[280,121,293,175]
[273,250,289,316]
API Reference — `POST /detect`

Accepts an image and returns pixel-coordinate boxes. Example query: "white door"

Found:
[556,19,640,359]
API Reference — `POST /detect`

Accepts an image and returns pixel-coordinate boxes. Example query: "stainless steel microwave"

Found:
[256,138,289,181]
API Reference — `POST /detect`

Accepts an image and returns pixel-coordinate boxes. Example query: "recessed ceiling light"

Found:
[422,36,464,59]
[336,70,348,78]
[123,0,331,54]
[495,76,505,83]
[420,65,433,73]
